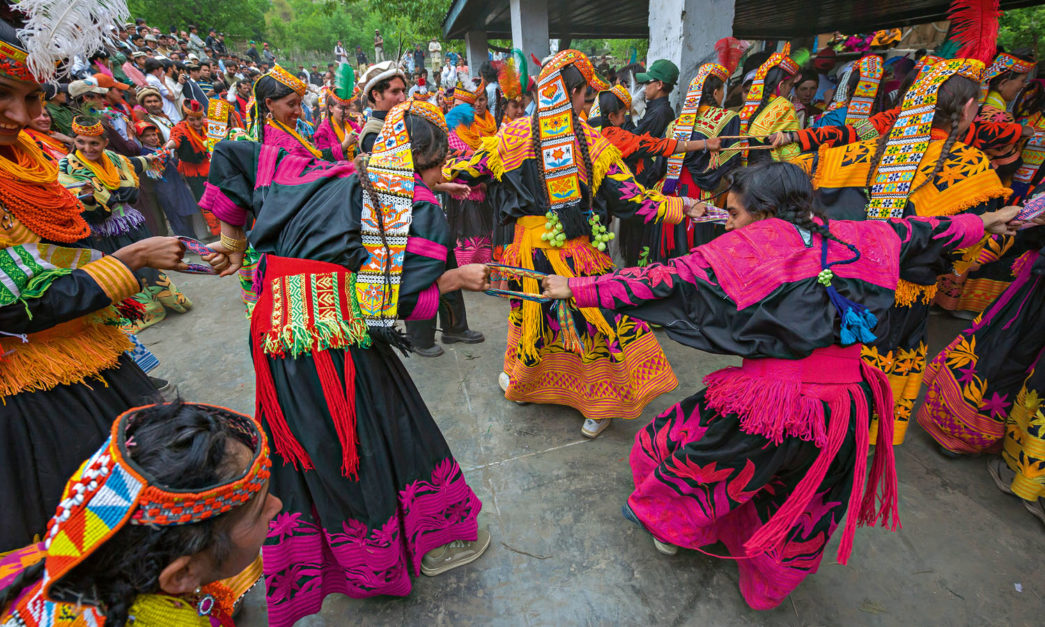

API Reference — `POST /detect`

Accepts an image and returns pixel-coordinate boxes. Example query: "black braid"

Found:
[572,109,595,214]
[0,560,44,613]
[531,112,550,208]
[911,109,961,196]
[863,128,892,189]
[749,67,790,129]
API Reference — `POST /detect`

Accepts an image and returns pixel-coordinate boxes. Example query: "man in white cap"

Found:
[357,60,407,153]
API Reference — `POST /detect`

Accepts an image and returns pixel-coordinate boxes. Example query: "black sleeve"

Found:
[0,269,119,334]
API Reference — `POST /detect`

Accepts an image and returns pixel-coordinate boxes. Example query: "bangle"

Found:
[220,232,248,253]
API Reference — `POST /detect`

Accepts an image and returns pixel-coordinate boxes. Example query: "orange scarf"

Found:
[456,110,497,150]
[24,129,67,161]
[172,121,208,155]
[0,134,88,243]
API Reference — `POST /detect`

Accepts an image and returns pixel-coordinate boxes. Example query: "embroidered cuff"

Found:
[662,196,685,225]
[200,183,248,226]
[569,276,601,308]
[952,213,989,248]
[405,237,448,261]
[82,256,139,303]
[406,284,439,320]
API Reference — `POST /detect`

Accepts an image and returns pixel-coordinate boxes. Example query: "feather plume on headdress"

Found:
[497,56,522,100]
[715,37,748,75]
[15,0,130,82]
[948,0,1001,64]
[335,63,355,102]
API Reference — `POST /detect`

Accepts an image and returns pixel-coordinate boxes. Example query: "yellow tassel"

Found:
[589,142,622,192]
[543,247,615,341]
[479,135,506,181]
[0,315,132,399]
[894,279,938,307]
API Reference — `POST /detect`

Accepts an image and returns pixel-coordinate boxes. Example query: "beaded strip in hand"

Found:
[485,263,551,302]
[177,236,218,274]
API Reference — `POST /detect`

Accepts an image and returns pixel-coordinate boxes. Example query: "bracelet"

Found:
[220,232,248,253]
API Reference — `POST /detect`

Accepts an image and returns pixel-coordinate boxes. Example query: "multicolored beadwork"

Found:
[740,43,799,133]
[664,63,729,192]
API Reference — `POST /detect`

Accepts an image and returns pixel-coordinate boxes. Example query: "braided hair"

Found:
[356,111,448,338]
[252,75,296,143]
[728,161,860,259]
[864,75,980,194]
[529,63,596,237]
[0,403,264,627]
[749,66,796,128]
[699,76,726,107]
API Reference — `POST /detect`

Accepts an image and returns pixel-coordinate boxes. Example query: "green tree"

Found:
[998,6,1045,57]
[128,0,269,39]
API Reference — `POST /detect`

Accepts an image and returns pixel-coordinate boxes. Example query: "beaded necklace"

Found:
[0,134,88,243]
[268,119,322,158]
[74,150,122,190]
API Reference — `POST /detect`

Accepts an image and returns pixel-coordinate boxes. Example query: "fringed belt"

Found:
[704,344,900,565]
[501,216,615,360]
[250,255,371,479]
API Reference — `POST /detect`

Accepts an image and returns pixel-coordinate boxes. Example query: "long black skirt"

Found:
[260,341,481,627]
[0,355,157,551]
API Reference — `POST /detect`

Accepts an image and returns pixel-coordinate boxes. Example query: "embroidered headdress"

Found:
[266,63,307,97]
[356,100,447,333]
[663,63,729,194]
[535,49,609,212]
[2,403,271,626]
[71,115,104,137]
[838,55,884,124]
[586,83,631,131]
[206,98,232,152]
[454,78,484,105]
[326,62,355,106]
[182,98,205,118]
[866,58,986,220]
[739,42,799,132]
[982,52,1036,101]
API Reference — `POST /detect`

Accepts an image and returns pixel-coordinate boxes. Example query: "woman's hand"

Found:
[541,275,572,300]
[981,205,1022,235]
[769,132,793,148]
[113,236,188,272]
[341,131,358,150]
[704,136,721,152]
[438,263,490,293]
[682,197,706,219]
[434,181,472,200]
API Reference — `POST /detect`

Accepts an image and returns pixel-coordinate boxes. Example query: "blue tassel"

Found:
[826,284,878,346]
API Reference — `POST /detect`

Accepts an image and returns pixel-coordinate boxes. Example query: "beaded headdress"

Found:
[739,42,798,132]
[454,78,483,105]
[535,49,609,211]
[2,403,271,626]
[182,98,205,118]
[586,83,631,128]
[866,58,986,220]
[356,100,447,330]
[839,55,884,124]
[326,62,355,106]
[206,98,232,152]
[266,63,308,97]
[663,63,729,194]
[71,115,104,137]
[982,52,1036,102]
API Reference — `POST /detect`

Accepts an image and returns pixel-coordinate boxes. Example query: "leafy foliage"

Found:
[998,6,1045,56]
[127,0,269,39]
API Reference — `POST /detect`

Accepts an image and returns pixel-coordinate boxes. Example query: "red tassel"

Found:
[252,334,314,471]
[948,0,1001,64]
[312,348,359,479]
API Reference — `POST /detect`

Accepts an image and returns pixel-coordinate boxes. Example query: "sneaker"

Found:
[937,444,963,459]
[951,310,978,321]
[581,418,611,439]
[442,329,485,344]
[1023,498,1045,525]
[622,504,677,555]
[498,372,529,405]
[420,527,491,576]
[413,344,445,358]
[987,457,1016,496]
[149,377,179,402]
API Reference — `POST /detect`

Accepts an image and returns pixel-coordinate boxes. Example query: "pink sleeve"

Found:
[199,182,248,225]
[569,276,601,308]
[405,284,440,320]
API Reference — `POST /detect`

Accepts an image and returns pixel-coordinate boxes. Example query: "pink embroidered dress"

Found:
[566,213,988,609]
[200,142,480,626]
[311,117,353,161]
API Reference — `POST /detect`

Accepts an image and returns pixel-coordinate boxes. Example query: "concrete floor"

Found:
[140,273,1045,626]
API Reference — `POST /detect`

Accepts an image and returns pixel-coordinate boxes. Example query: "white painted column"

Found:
[648,0,735,107]
[510,0,551,65]
[465,30,489,73]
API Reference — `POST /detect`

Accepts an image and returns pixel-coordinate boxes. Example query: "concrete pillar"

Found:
[647,0,735,108]
[510,0,550,65]
[465,30,489,76]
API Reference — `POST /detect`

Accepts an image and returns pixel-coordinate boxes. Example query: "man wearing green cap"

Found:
[634,58,679,140]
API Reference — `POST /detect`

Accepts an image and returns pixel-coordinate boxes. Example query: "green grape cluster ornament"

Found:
[817,269,834,287]
[541,211,568,247]
[588,213,614,252]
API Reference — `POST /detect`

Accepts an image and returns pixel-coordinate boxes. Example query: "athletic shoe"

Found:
[937,444,963,459]
[413,344,445,358]
[442,329,485,344]
[652,537,679,556]
[987,457,1016,495]
[622,504,677,555]
[420,527,492,576]
[498,371,529,405]
[149,377,179,402]
[581,418,610,438]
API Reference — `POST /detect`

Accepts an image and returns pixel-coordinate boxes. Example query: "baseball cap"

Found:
[68,77,109,98]
[635,59,679,86]
[131,51,147,59]
[94,73,130,90]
